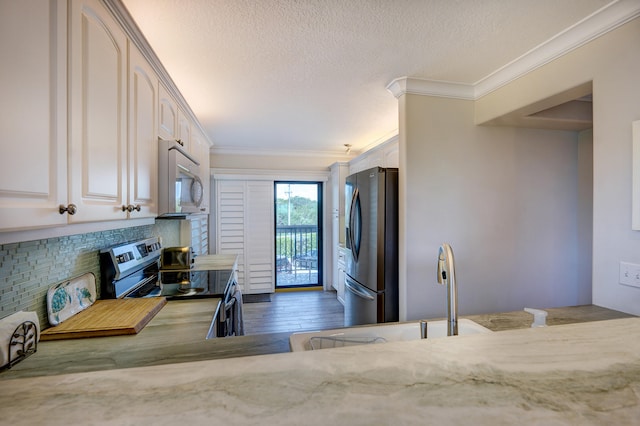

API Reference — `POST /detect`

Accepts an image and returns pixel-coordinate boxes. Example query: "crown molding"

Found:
[210,144,356,160]
[211,168,330,182]
[474,0,640,98]
[388,0,640,101]
[102,0,213,146]
[386,77,474,100]
[358,131,399,155]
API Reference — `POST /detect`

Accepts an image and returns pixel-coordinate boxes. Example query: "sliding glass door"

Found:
[274,182,323,288]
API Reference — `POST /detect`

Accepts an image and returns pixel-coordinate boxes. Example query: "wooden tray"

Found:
[41,298,167,341]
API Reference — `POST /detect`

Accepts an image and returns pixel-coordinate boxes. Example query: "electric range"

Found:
[99,237,234,301]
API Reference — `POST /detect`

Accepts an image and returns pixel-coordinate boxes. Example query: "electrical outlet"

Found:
[620,262,640,288]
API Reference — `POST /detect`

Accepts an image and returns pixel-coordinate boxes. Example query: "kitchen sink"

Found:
[289,318,492,352]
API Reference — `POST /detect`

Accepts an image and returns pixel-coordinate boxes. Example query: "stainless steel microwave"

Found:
[158,138,204,216]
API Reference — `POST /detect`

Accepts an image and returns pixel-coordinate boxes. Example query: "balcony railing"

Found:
[275,225,318,286]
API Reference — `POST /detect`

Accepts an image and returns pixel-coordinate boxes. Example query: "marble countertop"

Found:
[1,317,640,424]
[192,254,237,271]
[1,304,631,380]
[0,298,293,379]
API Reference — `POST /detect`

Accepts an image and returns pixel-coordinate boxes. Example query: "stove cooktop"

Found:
[127,269,234,300]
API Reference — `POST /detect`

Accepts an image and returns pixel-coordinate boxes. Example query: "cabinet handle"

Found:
[121,204,142,213]
[58,204,77,215]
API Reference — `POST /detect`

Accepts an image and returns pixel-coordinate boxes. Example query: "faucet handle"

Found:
[437,246,446,284]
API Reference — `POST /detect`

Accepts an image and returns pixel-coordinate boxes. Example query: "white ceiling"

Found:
[122,0,616,156]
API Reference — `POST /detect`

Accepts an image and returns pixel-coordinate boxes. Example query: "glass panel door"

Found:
[275,182,322,288]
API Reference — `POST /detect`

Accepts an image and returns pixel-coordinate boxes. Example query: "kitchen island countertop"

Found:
[0,304,632,380]
[1,317,640,424]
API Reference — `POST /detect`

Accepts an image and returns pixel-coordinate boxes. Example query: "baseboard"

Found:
[275,286,323,293]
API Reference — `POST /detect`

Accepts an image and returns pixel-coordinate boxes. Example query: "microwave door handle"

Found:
[168,144,200,166]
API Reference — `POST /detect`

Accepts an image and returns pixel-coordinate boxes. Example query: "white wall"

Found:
[399,94,588,320]
[577,129,594,305]
[474,17,640,316]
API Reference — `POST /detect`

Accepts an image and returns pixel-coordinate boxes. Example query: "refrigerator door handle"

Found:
[349,187,360,262]
[345,276,376,301]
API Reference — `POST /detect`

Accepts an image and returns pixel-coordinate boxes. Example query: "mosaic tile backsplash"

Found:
[0,225,156,327]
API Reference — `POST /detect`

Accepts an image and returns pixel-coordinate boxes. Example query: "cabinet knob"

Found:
[121,204,141,212]
[58,204,77,215]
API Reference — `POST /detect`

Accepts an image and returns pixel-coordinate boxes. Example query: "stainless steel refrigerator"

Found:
[344,167,398,326]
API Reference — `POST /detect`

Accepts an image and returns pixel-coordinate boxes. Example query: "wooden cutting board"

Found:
[40,298,167,340]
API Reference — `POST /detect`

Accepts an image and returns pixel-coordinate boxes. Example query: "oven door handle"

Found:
[221,296,236,321]
[223,279,236,303]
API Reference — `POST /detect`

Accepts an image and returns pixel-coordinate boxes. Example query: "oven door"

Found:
[207,279,242,338]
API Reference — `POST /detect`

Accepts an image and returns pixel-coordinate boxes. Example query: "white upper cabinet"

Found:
[68,0,128,222]
[158,83,177,140]
[0,1,68,230]
[128,44,158,218]
[330,162,349,244]
[177,107,192,154]
[349,137,399,174]
[383,142,399,168]
[0,0,208,233]
[193,129,211,214]
[69,0,159,221]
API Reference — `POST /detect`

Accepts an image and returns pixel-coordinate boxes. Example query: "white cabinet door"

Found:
[216,179,274,294]
[68,0,128,222]
[383,142,399,168]
[128,45,158,218]
[329,162,348,293]
[158,84,177,140]
[177,107,192,154]
[348,138,399,175]
[330,162,349,244]
[349,157,368,175]
[365,150,384,170]
[192,129,210,214]
[0,1,68,230]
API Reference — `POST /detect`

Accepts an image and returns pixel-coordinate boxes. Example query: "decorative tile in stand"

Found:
[47,273,97,326]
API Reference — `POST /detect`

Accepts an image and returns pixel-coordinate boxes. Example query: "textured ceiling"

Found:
[122,0,614,155]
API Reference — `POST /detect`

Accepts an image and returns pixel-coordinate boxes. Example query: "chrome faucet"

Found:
[437,243,458,336]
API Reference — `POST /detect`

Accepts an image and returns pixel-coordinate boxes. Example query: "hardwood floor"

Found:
[242,290,345,335]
